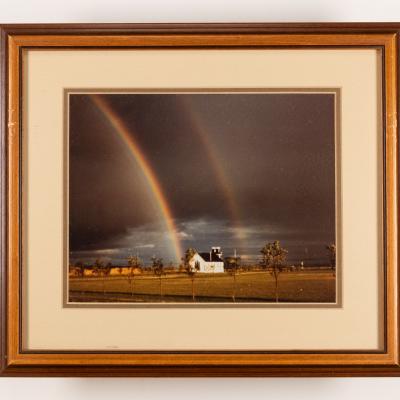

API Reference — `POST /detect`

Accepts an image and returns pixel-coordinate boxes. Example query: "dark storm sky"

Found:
[69,93,336,265]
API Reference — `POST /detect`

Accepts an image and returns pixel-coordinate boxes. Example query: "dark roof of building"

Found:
[198,252,223,262]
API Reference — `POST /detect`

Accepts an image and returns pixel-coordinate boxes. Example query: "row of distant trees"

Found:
[71,242,336,302]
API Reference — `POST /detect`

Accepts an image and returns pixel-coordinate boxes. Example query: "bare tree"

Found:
[260,241,288,302]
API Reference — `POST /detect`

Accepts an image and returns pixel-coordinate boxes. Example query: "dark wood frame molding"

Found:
[0,23,399,377]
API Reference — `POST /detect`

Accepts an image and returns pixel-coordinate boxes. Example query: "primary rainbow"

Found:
[90,94,183,262]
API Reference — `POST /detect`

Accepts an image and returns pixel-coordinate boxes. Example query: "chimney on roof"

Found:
[211,246,222,260]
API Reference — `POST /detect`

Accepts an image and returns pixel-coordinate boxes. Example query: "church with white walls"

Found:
[188,247,224,273]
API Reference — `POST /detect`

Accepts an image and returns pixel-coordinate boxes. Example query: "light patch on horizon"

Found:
[69,217,333,266]
[134,243,155,249]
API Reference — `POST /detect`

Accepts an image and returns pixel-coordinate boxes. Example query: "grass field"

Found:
[69,270,336,303]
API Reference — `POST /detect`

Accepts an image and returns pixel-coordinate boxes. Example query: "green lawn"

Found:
[69,270,336,303]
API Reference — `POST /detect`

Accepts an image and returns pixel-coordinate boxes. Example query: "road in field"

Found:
[69,270,336,303]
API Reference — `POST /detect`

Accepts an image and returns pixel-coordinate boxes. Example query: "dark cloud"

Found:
[69,93,335,265]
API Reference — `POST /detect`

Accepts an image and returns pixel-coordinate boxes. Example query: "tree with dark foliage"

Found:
[326,244,336,275]
[225,254,241,302]
[182,248,197,301]
[152,256,164,299]
[127,254,141,297]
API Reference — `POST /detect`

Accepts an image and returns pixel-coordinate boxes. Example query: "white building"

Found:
[189,247,224,273]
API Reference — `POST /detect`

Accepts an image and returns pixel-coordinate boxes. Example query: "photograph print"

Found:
[67,90,338,305]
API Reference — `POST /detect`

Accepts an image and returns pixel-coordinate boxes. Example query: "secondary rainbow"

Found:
[179,97,246,247]
[90,94,183,262]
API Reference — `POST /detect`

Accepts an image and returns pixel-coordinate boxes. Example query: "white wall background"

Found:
[1,0,400,398]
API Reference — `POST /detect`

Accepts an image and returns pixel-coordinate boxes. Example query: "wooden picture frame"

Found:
[0,23,398,377]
